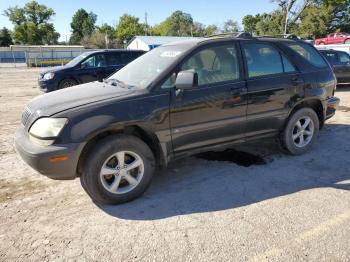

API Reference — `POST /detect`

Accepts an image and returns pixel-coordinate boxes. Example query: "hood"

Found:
[40,65,73,76]
[27,81,137,116]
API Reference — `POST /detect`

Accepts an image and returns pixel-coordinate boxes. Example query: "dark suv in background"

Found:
[319,49,350,84]
[16,33,340,204]
[38,49,145,92]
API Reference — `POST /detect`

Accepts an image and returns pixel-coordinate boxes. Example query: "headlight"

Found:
[29,118,68,139]
[43,72,55,80]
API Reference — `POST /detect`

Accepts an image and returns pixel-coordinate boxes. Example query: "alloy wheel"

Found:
[292,116,314,148]
[99,151,144,194]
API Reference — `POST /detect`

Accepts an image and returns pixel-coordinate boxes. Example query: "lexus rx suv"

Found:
[15,34,340,204]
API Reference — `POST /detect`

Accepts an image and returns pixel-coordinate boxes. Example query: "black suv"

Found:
[15,34,340,204]
[38,49,145,92]
[319,49,350,84]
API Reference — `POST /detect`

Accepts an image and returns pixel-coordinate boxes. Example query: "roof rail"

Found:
[205,32,253,39]
[256,34,300,40]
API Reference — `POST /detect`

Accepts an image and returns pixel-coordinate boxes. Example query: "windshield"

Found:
[108,45,189,89]
[66,53,89,67]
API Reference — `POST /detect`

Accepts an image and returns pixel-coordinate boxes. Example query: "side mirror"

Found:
[175,70,198,90]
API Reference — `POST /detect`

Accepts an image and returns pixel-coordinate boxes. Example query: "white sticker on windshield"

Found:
[160,51,182,58]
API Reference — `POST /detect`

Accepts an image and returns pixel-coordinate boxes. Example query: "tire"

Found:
[281,108,319,155]
[58,78,77,89]
[80,135,155,205]
[345,39,350,44]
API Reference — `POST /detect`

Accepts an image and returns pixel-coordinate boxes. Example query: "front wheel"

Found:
[59,78,77,89]
[281,108,319,155]
[81,135,155,204]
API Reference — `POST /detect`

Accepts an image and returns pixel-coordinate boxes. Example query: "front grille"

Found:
[21,106,32,126]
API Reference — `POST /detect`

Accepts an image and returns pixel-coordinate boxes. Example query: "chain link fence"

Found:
[0,46,86,68]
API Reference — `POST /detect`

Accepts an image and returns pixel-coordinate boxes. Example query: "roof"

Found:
[128,36,198,46]
[129,34,304,50]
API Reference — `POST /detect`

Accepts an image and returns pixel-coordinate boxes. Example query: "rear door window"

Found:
[120,53,134,64]
[106,53,121,66]
[243,43,284,78]
[283,42,328,68]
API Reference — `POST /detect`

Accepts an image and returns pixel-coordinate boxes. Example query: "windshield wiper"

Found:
[103,78,129,88]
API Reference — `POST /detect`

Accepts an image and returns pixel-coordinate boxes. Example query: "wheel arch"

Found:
[76,125,166,176]
[58,77,79,89]
[285,98,325,130]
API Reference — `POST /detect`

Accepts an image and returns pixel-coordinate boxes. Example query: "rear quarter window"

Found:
[284,42,328,68]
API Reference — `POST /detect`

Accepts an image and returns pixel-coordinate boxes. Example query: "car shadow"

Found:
[99,123,350,220]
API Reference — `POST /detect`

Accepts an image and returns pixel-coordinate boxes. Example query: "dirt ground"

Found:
[0,67,349,261]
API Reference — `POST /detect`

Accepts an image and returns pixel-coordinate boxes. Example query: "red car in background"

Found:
[315,32,350,45]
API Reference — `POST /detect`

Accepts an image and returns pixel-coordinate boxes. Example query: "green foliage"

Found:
[0,27,13,46]
[3,0,59,44]
[80,31,106,49]
[205,24,220,36]
[241,0,350,38]
[115,14,145,41]
[255,11,285,35]
[97,23,116,38]
[242,15,257,33]
[192,22,206,36]
[290,0,350,38]
[153,10,194,36]
[69,9,97,44]
[223,19,240,33]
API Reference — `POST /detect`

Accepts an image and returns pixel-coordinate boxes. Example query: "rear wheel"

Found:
[80,135,155,204]
[281,108,319,155]
[59,78,77,89]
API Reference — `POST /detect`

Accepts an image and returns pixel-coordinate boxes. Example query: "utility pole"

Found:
[145,12,148,36]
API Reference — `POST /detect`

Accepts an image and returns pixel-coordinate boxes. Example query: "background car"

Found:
[319,49,350,84]
[38,49,145,92]
[315,32,350,45]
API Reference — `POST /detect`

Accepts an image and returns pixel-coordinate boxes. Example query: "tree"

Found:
[153,10,194,36]
[192,22,206,36]
[70,9,97,44]
[0,27,13,46]
[115,14,145,41]
[223,19,241,33]
[205,24,220,36]
[255,11,285,35]
[272,0,313,34]
[242,15,259,34]
[291,0,349,38]
[3,0,59,44]
[97,23,116,39]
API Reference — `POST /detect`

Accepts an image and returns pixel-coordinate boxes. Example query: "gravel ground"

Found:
[0,68,349,261]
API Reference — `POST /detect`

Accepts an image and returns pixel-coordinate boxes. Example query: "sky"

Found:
[0,0,276,41]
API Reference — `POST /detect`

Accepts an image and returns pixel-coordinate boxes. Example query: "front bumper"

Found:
[38,79,58,92]
[325,96,340,120]
[15,127,85,180]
